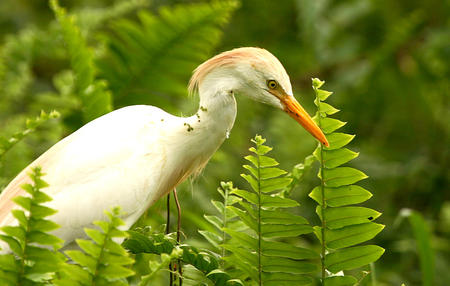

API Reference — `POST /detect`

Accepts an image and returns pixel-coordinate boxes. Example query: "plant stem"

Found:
[316,88,327,284]
[257,148,262,285]
[370,263,377,286]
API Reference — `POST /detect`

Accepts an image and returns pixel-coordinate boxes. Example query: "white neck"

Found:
[172,73,238,179]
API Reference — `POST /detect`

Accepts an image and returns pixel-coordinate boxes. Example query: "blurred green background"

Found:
[0,0,448,285]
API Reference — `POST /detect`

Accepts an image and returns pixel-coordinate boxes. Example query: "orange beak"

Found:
[281,95,329,147]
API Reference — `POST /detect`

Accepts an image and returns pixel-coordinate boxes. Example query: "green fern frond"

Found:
[123,229,241,285]
[98,1,239,109]
[50,0,112,123]
[199,181,243,258]
[0,29,35,104]
[0,110,60,160]
[55,207,134,286]
[282,155,315,197]
[0,167,65,285]
[309,78,384,284]
[223,135,319,285]
[75,0,149,35]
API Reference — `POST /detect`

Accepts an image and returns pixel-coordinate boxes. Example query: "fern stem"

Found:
[92,220,110,285]
[18,199,31,284]
[257,149,262,286]
[370,263,377,286]
[316,89,327,283]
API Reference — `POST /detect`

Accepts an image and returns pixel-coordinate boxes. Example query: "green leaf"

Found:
[227,206,257,232]
[29,204,58,219]
[325,245,385,273]
[316,89,333,101]
[0,235,22,255]
[319,102,340,116]
[245,155,279,168]
[320,167,368,187]
[262,240,319,259]
[224,228,257,250]
[261,256,317,274]
[231,189,258,205]
[323,206,381,229]
[199,230,221,248]
[11,210,27,227]
[241,174,258,192]
[260,177,292,193]
[260,167,287,179]
[403,210,435,286]
[314,148,359,169]
[65,250,97,273]
[76,239,101,257]
[312,78,325,89]
[319,118,346,134]
[309,185,373,207]
[1,226,25,243]
[261,209,309,225]
[262,224,313,237]
[262,272,313,286]
[261,194,299,208]
[29,218,60,232]
[27,231,63,246]
[204,215,223,231]
[84,228,105,245]
[324,275,358,286]
[222,244,258,267]
[326,223,385,249]
[259,155,280,168]
[324,133,355,150]
[12,196,32,211]
[97,264,134,279]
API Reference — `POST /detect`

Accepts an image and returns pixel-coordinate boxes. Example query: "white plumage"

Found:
[0,47,327,252]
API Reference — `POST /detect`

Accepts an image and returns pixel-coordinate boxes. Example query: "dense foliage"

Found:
[0,0,448,285]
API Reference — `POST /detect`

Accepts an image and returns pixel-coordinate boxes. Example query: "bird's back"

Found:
[0,105,188,249]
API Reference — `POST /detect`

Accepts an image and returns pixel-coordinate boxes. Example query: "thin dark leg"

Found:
[173,189,182,286]
[166,193,173,286]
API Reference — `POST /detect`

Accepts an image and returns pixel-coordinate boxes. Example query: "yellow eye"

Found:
[267,80,278,89]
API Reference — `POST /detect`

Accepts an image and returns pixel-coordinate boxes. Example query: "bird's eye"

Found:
[267,80,278,89]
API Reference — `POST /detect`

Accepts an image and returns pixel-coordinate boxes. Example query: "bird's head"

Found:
[189,47,329,147]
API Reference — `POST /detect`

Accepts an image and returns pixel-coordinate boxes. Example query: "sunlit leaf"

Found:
[325,245,385,273]
[320,167,368,187]
[309,185,372,207]
[324,133,355,150]
[326,223,385,249]
[324,275,357,286]
[314,148,359,169]
[322,206,381,229]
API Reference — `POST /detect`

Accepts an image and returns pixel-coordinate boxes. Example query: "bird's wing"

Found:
[0,105,170,226]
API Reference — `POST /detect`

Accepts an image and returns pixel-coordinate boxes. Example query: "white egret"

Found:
[0,47,328,251]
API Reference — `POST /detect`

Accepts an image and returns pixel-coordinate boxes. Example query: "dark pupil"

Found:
[270,81,276,87]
